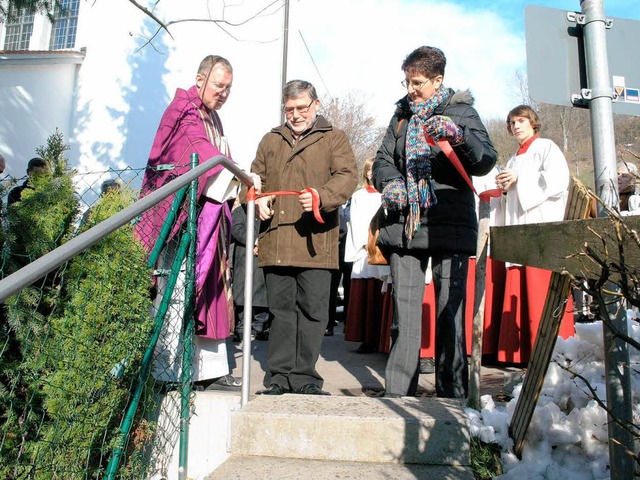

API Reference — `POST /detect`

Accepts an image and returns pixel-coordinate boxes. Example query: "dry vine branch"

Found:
[553,360,640,466]
[130,0,283,50]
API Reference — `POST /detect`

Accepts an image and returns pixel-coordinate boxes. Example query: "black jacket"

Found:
[372,89,497,254]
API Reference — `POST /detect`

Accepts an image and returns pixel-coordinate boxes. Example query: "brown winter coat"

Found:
[250,115,357,269]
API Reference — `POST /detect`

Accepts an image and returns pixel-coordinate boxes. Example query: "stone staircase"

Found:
[205,394,475,479]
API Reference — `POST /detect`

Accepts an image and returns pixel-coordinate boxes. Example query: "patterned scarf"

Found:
[404,87,451,239]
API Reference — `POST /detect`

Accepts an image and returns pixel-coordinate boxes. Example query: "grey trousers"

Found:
[264,267,332,391]
[385,251,469,398]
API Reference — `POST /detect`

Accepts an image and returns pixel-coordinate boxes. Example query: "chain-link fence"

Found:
[0,159,205,479]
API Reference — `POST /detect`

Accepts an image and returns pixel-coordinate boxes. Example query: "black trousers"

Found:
[386,251,469,398]
[263,266,332,391]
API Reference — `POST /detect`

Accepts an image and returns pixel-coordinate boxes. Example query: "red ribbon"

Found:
[479,188,504,203]
[424,131,478,196]
[256,187,325,224]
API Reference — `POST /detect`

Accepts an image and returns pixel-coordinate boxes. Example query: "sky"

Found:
[3,0,639,178]
[467,315,640,479]
[148,0,640,170]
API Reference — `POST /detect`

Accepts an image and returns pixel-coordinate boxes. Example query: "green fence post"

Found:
[104,230,192,480]
[178,153,198,479]
[147,186,188,268]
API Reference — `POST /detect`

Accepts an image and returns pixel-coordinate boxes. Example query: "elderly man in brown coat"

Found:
[250,79,357,395]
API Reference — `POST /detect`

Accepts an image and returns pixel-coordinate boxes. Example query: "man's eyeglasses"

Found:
[401,78,431,91]
[209,81,232,93]
[283,100,314,116]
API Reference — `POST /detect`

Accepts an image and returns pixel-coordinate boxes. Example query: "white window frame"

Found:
[49,0,80,50]
[3,8,36,50]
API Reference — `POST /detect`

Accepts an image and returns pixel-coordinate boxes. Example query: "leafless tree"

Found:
[319,92,386,179]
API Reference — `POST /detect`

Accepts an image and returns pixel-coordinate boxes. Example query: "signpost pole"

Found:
[579,1,634,477]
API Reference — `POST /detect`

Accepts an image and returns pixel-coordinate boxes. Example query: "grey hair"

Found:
[282,80,318,103]
[197,55,233,76]
[618,161,639,177]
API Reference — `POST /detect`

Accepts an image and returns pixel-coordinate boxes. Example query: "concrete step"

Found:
[229,395,470,465]
[206,455,475,480]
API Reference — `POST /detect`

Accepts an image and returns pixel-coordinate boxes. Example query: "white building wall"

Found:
[1,2,287,181]
[0,60,79,178]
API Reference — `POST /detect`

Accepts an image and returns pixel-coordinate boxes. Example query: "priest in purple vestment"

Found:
[136,55,257,390]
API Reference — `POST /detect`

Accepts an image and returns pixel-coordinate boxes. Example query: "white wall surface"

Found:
[0,61,78,178]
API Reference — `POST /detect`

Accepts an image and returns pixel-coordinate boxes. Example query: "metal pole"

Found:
[240,193,256,406]
[280,0,290,125]
[0,155,254,304]
[580,1,634,478]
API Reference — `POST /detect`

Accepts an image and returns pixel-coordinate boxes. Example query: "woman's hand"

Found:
[496,168,517,192]
[424,115,463,144]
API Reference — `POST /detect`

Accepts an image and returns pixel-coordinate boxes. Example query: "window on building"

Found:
[49,0,80,50]
[3,9,35,50]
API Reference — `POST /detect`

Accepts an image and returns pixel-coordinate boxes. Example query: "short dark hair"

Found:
[506,105,541,135]
[101,179,122,194]
[282,80,318,103]
[401,46,446,79]
[27,157,47,173]
[197,55,233,76]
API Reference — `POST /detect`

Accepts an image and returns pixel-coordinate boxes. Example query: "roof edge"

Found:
[0,48,86,65]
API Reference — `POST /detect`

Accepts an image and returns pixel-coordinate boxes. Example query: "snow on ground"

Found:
[466,312,640,479]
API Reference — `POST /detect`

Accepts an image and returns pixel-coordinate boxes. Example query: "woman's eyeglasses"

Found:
[401,78,431,91]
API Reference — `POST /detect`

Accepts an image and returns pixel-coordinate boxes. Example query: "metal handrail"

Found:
[0,155,254,303]
[0,154,257,403]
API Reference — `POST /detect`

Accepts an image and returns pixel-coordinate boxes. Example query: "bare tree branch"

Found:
[554,360,640,464]
[128,0,173,40]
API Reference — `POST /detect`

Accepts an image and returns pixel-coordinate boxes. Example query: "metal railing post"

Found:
[240,190,257,406]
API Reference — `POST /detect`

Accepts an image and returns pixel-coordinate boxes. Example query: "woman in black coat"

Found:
[372,46,497,398]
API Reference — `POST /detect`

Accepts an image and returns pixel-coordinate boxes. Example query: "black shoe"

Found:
[256,384,289,395]
[419,358,435,374]
[204,374,242,391]
[296,383,330,396]
[255,330,270,341]
[324,328,334,337]
[356,343,375,354]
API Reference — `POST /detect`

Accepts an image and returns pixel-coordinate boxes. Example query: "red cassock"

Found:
[344,278,385,350]
[495,265,574,364]
[378,258,573,365]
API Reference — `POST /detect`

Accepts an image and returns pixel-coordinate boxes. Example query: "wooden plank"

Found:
[490,216,640,280]
[468,201,490,410]
[509,273,573,455]
[506,176,596,457]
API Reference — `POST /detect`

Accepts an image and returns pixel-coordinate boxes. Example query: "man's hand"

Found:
[256,195,275,221]
[299,188,319,212]
[249,172,262,193]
